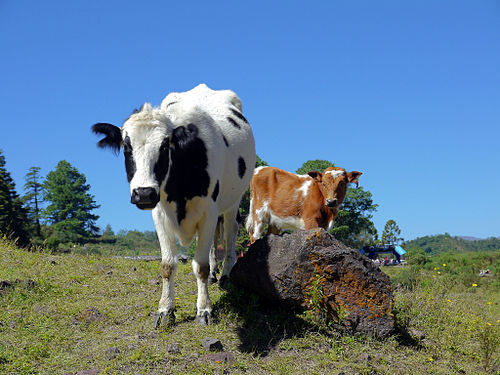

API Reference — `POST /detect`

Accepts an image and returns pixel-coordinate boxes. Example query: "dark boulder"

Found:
[230,229,394,337]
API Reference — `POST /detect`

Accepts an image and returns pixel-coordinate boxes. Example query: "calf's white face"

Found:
[92,104,172,210]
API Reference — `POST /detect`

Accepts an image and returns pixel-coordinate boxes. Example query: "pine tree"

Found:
[22,166,44,237]
[42,160,100,247]
[0,149,30,246]
[381,219,403,245]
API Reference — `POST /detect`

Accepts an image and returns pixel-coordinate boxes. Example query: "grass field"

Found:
[1,239,498,375]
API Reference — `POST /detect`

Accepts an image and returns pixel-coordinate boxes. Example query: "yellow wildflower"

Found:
[442,263,446,267]
[487,301,492,305]
[472,283,478,287]
[428,357,433,362]
[438,271,441,275]
[447,299,452,303]
[487,323,492,326]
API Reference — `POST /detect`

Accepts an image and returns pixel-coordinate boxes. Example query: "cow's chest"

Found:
[162,196,210,247]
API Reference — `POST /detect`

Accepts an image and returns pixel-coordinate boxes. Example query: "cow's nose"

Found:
[326,198,338,208]
[131,187,159,208]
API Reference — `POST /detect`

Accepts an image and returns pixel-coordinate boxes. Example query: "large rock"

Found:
[230,229,394,337]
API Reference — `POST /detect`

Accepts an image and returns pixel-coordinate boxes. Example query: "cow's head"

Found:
[308,167,362,210]
[92,103,172,210]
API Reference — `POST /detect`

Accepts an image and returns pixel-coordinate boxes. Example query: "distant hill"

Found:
[404,233,500,254]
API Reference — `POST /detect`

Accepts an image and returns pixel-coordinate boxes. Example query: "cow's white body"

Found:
[94,84,255,325]
[151,84,255,324]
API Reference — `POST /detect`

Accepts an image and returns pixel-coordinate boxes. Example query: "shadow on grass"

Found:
[393,324,425,349]
[213,284,425,355]
[213,283,316,356]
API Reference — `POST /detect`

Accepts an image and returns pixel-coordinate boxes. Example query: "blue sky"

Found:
[1,1,499,241]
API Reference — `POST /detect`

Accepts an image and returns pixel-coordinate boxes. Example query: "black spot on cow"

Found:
[211,181,219,202]
[222,135,229,147]
[227,117,241,130]
[238,157,246,179]
[165,124,210,224]
[92,123,122,154]
[230,108,248,124]
[154,138,170,186]
[123,136,136,183]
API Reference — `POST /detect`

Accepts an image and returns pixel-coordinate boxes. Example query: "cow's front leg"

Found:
[192,214,218,325]
[152,205,178,328]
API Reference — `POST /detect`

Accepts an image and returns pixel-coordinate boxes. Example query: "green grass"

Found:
[0,239,498,374]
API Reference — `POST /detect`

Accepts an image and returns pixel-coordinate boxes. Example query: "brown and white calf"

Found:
[246,166,362,243]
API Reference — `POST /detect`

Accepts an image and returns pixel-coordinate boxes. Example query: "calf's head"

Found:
[92,103,171,210]
[308,167,362,210]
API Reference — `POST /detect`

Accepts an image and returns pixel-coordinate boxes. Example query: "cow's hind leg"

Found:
[193,213,218,325]
[219,205,240,286]
[208,217,222,284]
[152,205,178,328]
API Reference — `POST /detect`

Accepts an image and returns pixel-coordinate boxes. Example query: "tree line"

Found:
[0,150,99,249]
[0,149,402,252]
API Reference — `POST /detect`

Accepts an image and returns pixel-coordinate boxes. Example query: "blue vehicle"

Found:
[360,244,406,263]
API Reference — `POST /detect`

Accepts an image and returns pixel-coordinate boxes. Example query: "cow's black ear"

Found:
[92,123,122,154]
[307,171,322,182]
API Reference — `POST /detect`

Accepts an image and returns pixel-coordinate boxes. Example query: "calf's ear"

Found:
[307,171,323,182]
[347,171,363,187]
[92,123,122,154]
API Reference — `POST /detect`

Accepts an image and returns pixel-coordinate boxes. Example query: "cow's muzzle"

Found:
[326,198,338,208]
[131,187,160,210]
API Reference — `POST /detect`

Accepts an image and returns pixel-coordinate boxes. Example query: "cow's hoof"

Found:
[208,273,218,285]
[218,275,229,289]
[195,311,212,326]
[154,309,176,329]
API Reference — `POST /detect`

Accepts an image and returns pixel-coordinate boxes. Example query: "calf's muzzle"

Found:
[326,198,338,208]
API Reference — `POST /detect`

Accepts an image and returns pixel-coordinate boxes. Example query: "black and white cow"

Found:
[92,84,256,326]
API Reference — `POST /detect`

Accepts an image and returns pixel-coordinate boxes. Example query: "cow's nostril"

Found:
[131,189,141,204]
